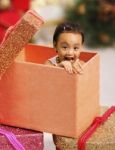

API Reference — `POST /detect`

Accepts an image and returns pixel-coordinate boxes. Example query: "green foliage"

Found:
[66,0,115,47]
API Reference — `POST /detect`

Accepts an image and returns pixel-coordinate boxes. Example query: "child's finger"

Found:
[77,61,84,71]
[72,64,83,74]
[72,67,78,74]
[66,66,73,74]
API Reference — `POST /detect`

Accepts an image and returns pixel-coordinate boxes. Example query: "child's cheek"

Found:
[75,52,80,58]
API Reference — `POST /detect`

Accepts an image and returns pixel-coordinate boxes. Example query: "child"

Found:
[45,22,85,74]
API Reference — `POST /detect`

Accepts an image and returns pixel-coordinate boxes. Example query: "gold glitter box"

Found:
[54,107,115,150]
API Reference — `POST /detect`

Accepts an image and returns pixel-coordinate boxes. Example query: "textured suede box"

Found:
[0,124,43,150]
[0,44,100,138]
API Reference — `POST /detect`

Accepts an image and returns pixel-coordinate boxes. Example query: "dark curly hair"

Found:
[53,22,84,46]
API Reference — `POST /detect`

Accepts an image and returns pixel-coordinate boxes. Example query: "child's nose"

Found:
[67,49,73,54]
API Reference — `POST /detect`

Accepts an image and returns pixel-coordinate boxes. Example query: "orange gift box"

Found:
[0,44,100,138]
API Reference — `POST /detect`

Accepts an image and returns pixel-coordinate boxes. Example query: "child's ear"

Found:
[55,48,58,53]
[53,42,56,47]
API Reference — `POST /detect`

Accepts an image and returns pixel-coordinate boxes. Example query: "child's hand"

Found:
[57,60,84,74]
[72,60,84,74]
[58,61,73,74]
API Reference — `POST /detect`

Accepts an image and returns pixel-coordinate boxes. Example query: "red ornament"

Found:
[12,0,30,11]
[0,0,30,43]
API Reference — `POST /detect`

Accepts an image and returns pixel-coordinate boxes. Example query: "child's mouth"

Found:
[64,56,74,61]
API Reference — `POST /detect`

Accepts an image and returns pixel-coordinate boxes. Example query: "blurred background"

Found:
[0,0,115,149]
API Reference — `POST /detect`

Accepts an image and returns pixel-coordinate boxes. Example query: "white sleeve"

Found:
[48,55,57,65]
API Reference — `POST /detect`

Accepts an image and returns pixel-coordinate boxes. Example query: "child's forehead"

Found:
[60,31,80,35]
[59,32,82,38]
[58,32,82,42]
[56,33,83,46]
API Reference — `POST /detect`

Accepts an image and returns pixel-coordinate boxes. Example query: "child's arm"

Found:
[44,60,73,73]
[44,59,84,74]
[44,60,85,74]
[44,60,54,66]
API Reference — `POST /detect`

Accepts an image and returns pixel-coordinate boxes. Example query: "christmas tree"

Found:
[66,0,115,47]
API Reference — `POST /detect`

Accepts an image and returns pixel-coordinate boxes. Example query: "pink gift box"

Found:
[0,124,44,150]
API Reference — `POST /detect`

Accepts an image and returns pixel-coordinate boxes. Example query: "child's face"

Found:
[55,32,83,62]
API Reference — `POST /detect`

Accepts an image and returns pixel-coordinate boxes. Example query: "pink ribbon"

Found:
[0,127,25,150]
[78,106,115,150]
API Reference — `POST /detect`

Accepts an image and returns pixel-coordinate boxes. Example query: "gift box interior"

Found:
[0,44,100,138]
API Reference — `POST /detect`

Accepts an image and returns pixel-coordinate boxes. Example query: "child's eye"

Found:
[74,47,79,51]
[62,46,67,49]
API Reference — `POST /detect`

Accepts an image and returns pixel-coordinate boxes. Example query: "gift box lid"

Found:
[0,10,44,78]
